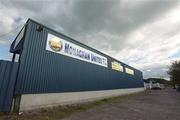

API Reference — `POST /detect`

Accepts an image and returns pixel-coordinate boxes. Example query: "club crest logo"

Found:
[49,38,63,51]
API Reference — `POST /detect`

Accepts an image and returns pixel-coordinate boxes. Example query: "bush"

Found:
[168,60,180,91]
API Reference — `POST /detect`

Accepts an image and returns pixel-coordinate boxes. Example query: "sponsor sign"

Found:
[46,33,108,67]
[125,67,134,75]
[111,61,123,72]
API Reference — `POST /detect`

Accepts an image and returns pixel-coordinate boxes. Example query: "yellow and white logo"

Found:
[49,38,62,51]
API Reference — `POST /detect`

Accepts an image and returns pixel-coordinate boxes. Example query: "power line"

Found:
[0,24,24,38]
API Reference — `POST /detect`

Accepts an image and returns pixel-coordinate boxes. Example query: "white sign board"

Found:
[46,33,108,67]
[111,61,123,72]
[125,67,134,75]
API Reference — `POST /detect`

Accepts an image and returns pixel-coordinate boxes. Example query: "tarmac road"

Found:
[61,88,180,120]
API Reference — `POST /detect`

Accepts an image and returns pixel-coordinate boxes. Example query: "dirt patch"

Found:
[62,88,180,120]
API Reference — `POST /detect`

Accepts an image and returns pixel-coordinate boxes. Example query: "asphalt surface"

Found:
[61,89,180,120]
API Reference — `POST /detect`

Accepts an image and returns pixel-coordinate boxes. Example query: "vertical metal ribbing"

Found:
[13,19,144,95]
[12,21,29,113]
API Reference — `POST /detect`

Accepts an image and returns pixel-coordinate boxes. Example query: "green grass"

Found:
[0,92,144,120]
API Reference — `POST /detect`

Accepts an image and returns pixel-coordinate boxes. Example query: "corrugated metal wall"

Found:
[0,60,18,112]
[14,20,143,94]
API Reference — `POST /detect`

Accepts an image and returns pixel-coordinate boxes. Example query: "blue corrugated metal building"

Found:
[0,19,144,112]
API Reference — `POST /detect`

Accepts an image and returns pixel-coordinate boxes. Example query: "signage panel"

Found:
[111,61,123,72]
[125,67,134,75]
[46,33,108,67]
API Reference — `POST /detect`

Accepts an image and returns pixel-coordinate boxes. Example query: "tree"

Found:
[168,60,180,90]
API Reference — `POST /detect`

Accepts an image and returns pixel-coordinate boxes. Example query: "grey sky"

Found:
[0,0,180,79]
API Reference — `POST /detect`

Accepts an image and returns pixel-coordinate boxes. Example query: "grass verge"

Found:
[0,92,144,120]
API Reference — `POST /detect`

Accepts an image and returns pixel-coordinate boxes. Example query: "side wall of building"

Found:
[0,60,18,112]
[14,20,144,95]
[20,88,144,111]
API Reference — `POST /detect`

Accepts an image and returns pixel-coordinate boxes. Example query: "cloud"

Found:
[0,0,180,79]
[113,5,180,79]
[0,39,11,45]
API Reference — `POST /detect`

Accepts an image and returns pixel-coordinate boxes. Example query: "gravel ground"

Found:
[61,88,180,120]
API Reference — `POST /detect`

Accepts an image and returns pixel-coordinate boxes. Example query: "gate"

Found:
[0,60,18,112]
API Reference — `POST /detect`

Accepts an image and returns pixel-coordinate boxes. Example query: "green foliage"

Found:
[168,60,180,85]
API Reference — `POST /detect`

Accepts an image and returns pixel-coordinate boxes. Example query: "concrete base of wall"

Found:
[20,88,144,111]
